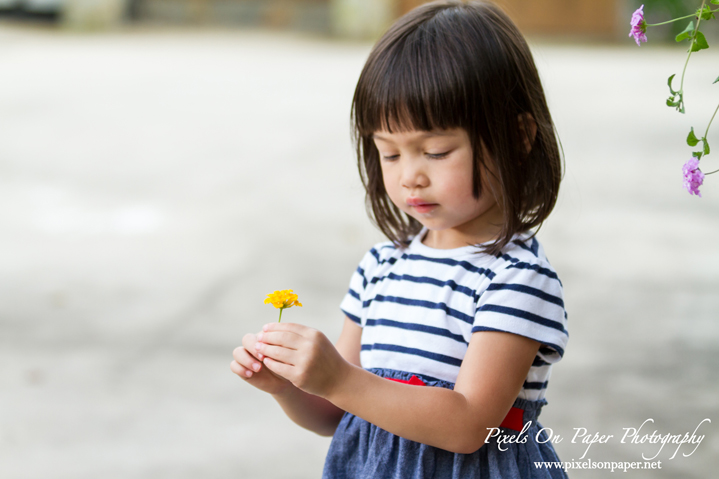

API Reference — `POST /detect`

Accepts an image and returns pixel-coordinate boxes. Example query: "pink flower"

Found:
[683,158,705,197]
[629,5,647,46]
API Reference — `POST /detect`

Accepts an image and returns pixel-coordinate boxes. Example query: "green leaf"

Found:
[697,5,715,21]
[704,139,711,156]
[667,89,685,113]
[666,95,682,108]
[668,74,678,94]
[711,0,719,5]
[693,151,703,159]
[714,76,719,84]
[687,127,700,146]
[691,31,710,52]
[676,21,695,42]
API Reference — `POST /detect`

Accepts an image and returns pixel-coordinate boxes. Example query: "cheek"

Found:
[439,170,476,204]
[380,166,399,198]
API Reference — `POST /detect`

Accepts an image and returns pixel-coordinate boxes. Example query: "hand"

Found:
[255,322,349,399]
[231,332,292,396]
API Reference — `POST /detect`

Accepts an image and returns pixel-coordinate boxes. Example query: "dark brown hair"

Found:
[351,0,562,255]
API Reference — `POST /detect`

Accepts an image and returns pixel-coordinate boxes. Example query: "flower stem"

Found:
[704,102,719,139]
[679,0,707,94]
[646,12,703,27]
[278,308,283,323]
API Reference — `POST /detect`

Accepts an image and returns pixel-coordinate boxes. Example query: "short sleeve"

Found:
[339,246,383,326]
[473,263,568,364]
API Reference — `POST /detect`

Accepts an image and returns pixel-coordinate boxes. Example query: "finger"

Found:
[230,360,255,379]
[255,342,296,365]
[256,330,303,350]
[233,347,263,373]
[262,322,310,336]
[262,356,293,380]
[242,333,264,361]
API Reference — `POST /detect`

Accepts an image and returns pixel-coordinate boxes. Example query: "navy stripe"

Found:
[370,273,477,300]
[370,244,398,262]
[356,266,368,289]
[367,295,474,324]
[523,380,548,390]
[347,288,361,301]
[361,343,463,367]
[486,283,564,308]
[532,356,551,367]
[500,257,560,282]
[376,256,399,267]
[476,304,567,334]
[539,345,561,357]
[366,318,468,344]
[507,262,562,286]
[471,326,565,357]
[512,239,538,257]
[343,310,361,324]
[499,253,521,264]
[403,254,496,279]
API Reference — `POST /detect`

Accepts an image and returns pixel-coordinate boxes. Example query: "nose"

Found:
[400,157,429,189]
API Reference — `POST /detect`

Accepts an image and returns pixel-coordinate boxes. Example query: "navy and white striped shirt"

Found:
[340,228,568,401]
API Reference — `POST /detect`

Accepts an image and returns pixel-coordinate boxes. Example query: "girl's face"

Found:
[373,128,504,249]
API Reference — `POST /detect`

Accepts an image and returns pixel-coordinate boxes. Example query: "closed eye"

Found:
[426,151,450,159]
[381,154,400,161]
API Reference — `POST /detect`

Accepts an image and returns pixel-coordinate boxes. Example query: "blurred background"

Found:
[0,0,717,478]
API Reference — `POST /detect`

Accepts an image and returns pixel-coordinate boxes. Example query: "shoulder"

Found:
[475,234,568,359]
[357,241,399,269]
[350,241,401,283]
[487,235,562,287]
[366,241,400,263]
[341,241,399,324]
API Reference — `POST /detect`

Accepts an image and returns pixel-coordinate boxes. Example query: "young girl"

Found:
[231,1,568,477]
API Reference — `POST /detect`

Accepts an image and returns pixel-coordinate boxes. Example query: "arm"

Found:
[258,325,539,454]
[231,317,362,437]
[269,317,362,436]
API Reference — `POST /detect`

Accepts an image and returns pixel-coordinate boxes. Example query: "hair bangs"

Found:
[354,20,472,136]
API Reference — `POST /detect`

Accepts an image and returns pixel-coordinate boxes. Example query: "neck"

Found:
[423,227,502,250]
[421,200,505,250]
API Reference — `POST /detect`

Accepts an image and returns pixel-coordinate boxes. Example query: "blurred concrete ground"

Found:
[0,23,717,479]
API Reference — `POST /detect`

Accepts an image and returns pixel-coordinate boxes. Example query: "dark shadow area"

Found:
[0,8,60,23]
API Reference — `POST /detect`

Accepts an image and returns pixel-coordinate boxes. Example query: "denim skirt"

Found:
[322,368,568,479]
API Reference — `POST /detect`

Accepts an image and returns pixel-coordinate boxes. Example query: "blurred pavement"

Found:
[0,24,717,478]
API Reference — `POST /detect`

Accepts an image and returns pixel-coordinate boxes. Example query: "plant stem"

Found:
[646,12,706,27]
[278,308,283,323]
[679,0,707,94]
[704,102,719,139]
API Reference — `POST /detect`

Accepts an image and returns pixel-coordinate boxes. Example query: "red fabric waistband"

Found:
[386,375,525,432]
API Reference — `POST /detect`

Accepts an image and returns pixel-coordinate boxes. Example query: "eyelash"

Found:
[381,152,450,161]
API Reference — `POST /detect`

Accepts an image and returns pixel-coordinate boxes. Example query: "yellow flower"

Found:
[264,289,302,322]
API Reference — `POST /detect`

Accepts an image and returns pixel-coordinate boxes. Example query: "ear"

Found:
[518,113,537,154]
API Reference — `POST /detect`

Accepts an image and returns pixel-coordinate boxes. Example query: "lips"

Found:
[406,197,438,213]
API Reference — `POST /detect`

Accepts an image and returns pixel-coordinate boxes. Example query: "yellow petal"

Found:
[265,289,301,310]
